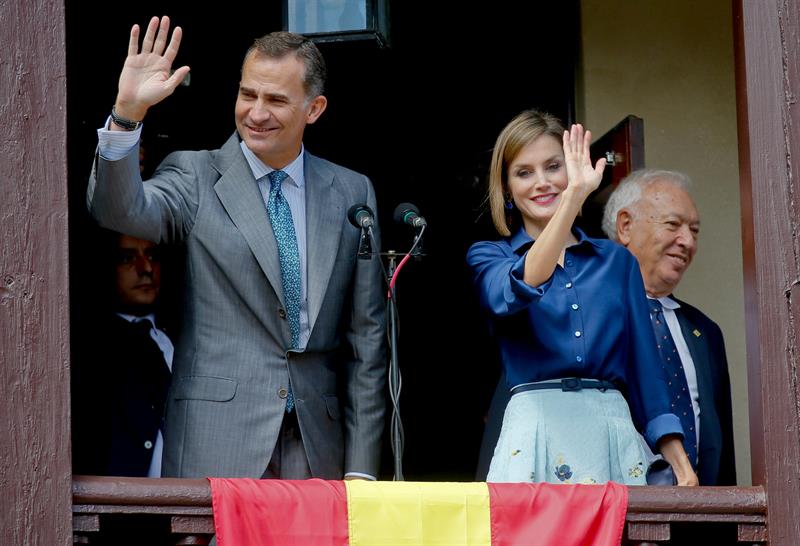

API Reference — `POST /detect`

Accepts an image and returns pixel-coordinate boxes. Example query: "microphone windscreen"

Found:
[348,204,373,228]
[393,202,420,224]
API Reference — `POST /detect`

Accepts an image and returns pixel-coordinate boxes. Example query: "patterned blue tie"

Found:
[267,170,300,412]
[649,300,697,468]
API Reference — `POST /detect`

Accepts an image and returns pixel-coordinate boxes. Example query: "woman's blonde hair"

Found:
[488,110,566,236]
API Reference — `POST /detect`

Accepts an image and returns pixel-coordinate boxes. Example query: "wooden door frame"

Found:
[2,1,799,544]
[1,1,72,544]
[734,1,800,543]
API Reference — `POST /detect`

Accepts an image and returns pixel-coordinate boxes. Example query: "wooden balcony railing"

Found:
[72,476,767,545]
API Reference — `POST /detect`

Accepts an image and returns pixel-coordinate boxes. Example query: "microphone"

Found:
[393,202,427,228]
[347,204,375,260]
[347,204,375,229]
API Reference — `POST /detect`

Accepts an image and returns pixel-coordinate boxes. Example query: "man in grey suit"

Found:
[603,169,736,486]
[87,16,386,480]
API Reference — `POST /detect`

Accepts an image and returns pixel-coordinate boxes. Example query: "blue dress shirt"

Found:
[467,227,683,449]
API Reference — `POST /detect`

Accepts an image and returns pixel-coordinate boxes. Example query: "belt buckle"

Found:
[561,378,581,392]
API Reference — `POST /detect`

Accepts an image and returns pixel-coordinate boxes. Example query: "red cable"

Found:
[387,253,413,298]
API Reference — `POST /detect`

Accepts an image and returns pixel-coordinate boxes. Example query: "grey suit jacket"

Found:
[87,133,387,479]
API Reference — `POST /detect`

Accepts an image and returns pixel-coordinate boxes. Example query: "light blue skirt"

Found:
[487,387,649,485]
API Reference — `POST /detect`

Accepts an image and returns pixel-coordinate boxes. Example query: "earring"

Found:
[505,200,514,210]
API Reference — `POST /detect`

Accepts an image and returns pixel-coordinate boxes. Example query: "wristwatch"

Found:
[110,106,142,131]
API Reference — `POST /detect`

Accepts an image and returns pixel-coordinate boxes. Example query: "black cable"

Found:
[387,292,404,481]
[374,224,427,481]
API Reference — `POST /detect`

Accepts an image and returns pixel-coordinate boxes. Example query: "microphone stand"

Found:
[357,225,373,259]
[409,230,424,259]
[381,225,426,481]
[385,250,404,481]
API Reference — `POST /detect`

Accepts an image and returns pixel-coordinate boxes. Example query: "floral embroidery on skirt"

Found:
[487,388,649,486]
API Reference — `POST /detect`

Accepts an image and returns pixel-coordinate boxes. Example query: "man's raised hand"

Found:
[114,16,190,122]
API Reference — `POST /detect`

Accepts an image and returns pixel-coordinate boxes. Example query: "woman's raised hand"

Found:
[562,124,606,203]
[115,16,191,121]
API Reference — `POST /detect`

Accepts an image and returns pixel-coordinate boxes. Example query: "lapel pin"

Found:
[693,329,702,337]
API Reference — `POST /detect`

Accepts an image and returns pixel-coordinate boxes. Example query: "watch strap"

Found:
[110,106,142,131]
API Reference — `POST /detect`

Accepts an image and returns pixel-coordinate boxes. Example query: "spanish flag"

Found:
[209,479,627,545]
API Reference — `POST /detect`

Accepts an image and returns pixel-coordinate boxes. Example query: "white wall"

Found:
[578,0,750,483]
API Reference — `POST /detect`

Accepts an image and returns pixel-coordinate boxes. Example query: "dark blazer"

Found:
[72,314,171,477]
[476,296,736,486]
[87,134,386,479]
[671,296,736,486]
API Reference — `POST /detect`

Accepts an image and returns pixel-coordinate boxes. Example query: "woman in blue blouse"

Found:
[467,110,698,486]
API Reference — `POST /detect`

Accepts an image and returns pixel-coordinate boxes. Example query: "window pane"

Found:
[287,0,368,34]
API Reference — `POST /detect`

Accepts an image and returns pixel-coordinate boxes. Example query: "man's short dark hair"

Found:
[244,31,327,99]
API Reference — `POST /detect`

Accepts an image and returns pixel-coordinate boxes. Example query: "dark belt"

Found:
[510,378,617,395]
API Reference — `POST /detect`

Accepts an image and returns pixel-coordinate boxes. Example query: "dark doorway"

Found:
[66,2,579,480]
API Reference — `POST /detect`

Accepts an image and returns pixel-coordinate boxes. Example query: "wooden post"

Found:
[734,1,800,544]
[0,0,72,544]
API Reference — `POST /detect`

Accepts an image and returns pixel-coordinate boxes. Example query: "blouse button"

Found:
[566,260,573,266]
[565,282,573,289]
[574,330,582,337]
[576,356,583,362]
[571,303,579,310]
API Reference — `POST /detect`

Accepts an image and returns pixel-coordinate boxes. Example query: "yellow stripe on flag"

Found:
[345,481,492,546]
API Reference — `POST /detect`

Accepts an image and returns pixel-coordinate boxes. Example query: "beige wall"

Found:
[578,0,750,483]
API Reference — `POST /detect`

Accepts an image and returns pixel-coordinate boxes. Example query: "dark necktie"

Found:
[131,319,172,422]
[649,300,697,468]
[266,170,299,412]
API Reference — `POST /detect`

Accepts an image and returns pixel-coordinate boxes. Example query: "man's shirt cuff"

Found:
[344,472,376,480]
[97,116,142,161]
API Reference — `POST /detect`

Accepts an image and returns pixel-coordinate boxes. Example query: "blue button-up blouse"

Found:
[467,227,683,449]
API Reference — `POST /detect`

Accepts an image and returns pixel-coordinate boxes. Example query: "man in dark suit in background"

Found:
[604,169,735,485]
[477,169,735,486]
[87,16,386,480]
[72,231,173,477]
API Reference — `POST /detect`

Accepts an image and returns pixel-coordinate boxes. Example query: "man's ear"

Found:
[616,209,634,246]
[305,95,327,125]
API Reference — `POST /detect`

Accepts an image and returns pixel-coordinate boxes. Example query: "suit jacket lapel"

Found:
[672,297,718,482]
[304,153,344,332]
[213,134,285,305]
[673,302,714,410]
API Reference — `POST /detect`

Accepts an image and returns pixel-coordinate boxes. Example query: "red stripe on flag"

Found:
[488,482,628,546]
[209,478,349,546]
